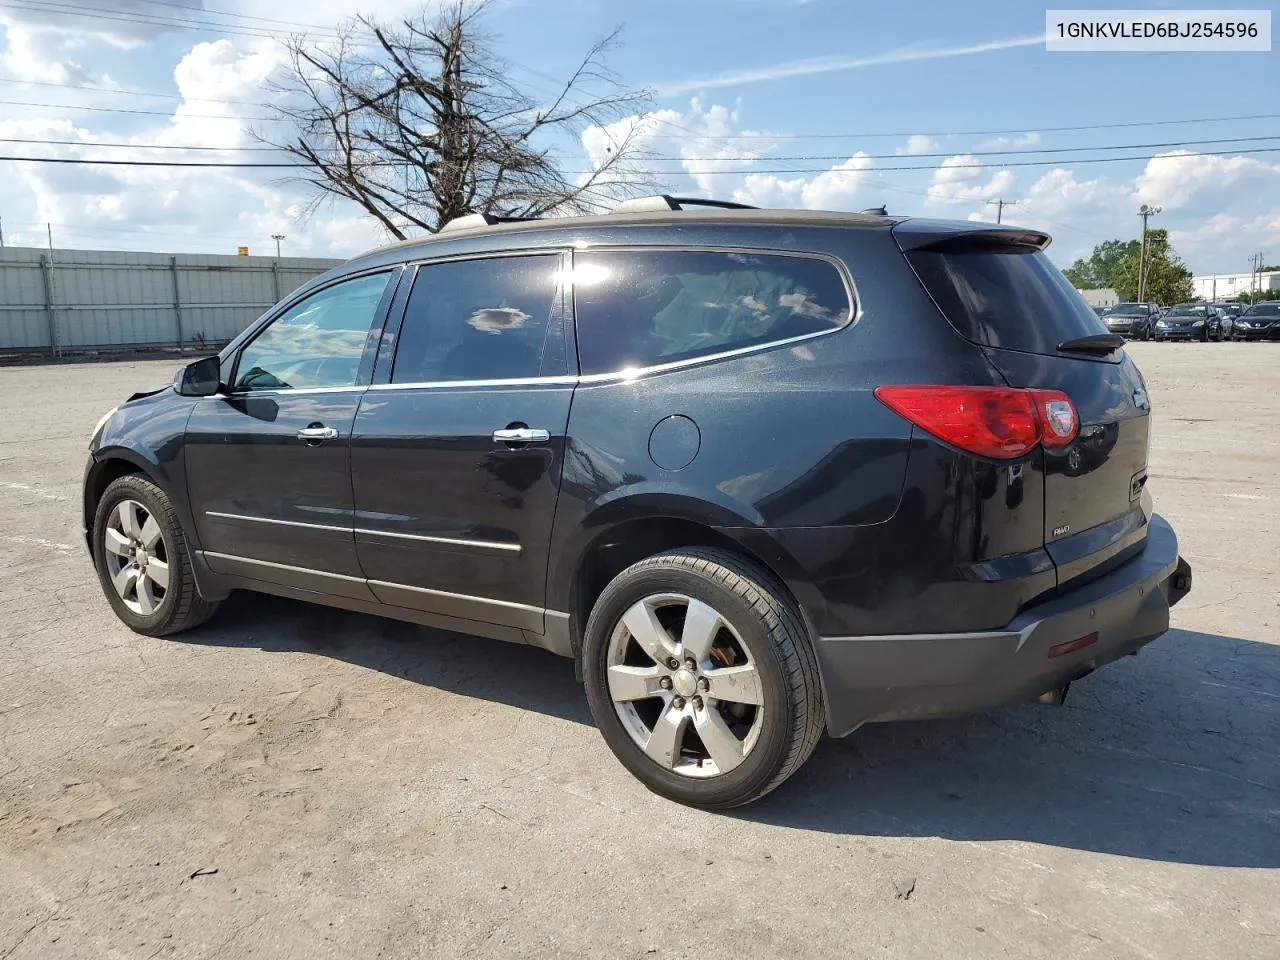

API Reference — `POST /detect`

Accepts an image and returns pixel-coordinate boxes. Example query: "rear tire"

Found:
[92,474,219,636]
[582,547,824,809]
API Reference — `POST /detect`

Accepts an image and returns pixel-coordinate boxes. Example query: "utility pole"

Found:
[986,197,1016,224]
[272,234,285,258]
[1137,204,1161,302]
[1248,251,1265,300]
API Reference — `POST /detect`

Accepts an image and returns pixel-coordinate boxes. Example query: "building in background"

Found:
[0,247,341,356]
[1192,271,1280,301]
[1075,287,1120,308]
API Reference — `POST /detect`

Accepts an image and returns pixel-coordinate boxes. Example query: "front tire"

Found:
[582,548,824,809]
[92,474,218,636]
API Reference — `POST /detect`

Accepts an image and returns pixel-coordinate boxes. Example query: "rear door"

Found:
[900,228,1152,590]
[350,253,573,633]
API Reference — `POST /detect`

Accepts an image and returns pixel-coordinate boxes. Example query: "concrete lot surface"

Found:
[1,343,1278,959]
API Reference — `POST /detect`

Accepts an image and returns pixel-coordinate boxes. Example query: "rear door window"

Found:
[906,242,1108,355]
[391,255,565,383]
[572,249,851,375]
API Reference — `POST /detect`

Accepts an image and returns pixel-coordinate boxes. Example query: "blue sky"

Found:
[0,0,1277,275]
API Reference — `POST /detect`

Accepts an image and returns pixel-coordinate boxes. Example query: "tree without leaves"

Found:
[262,1,659,237]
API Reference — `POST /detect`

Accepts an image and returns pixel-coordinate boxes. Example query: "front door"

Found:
[350,253,573,632]
[186,269,398,599]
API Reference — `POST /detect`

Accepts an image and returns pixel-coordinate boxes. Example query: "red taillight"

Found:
[874,385,1078,459]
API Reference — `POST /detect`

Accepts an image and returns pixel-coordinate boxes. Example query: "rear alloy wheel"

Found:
[583,548,824,808]
[93,474,218,636]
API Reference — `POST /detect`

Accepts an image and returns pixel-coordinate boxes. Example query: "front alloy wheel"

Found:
[92,473,218,636]
[102,498,170,615]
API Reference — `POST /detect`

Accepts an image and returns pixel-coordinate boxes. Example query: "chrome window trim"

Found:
[355,527,521,553]
[365,375,578,392]
[200,385,369,399]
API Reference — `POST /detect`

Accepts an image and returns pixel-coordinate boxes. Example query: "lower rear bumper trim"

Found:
[815,513,1189,736]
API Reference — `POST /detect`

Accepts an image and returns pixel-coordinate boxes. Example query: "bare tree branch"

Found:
[258,1,659,235]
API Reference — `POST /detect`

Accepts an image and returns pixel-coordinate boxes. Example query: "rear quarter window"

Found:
[572,249,852,375]
[906,243,1108,355]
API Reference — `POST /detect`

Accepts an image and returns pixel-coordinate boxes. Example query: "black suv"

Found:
[84,197,1191,808]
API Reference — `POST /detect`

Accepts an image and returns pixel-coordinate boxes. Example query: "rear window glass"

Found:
[572,250,851,375]
[906,244,1108,355]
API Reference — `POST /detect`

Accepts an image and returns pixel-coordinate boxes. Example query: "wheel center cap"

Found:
[136,547,148,565]
[672,669,697,699]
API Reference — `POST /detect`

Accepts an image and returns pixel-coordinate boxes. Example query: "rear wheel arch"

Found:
[567,515,807,664]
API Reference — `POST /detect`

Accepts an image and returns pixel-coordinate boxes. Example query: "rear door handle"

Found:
[492,427,550,443]
[297,425,339,442]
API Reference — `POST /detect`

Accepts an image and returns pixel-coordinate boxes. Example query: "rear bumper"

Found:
[815,513,1190,736]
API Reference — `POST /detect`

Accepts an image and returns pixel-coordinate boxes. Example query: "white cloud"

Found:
[1135,150,1280,212]
[975,131,1040,150]
[896,135,938,156]
[654,34,1044,96]
[925,154,1015,206]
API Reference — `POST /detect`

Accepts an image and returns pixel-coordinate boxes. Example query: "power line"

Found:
[0,136,283,151]
[3,145,1279,172]
[4,129,1276,163]
[0,76,275,108]
[122,0,343,33]
[615,134,1280,163]
[0,0,322,42]
[0,98,274,122]
[630,112,1280,142]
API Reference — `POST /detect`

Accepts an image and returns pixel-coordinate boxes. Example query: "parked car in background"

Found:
[81,199,1192,808]
[1101,302,1159,340]
[1156,303,1217,342]
[1235,301,1280,341]
[1214,303,1244,340]
[1091,305,1110,319]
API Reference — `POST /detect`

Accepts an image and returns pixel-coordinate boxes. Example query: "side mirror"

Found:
[177,355,223,397]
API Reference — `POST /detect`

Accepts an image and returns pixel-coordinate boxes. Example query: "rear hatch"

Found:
[896,225,1152,591]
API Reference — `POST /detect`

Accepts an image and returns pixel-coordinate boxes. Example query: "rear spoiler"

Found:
[891,221,1051,253]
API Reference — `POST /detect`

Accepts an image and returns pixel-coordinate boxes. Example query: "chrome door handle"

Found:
[297,425,339,442]
[492,427,550,443]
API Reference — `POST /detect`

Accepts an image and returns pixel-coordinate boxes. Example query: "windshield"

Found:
[1170,305,1205,316]
[1110,305,1146,316]
[1244,303,1280,316]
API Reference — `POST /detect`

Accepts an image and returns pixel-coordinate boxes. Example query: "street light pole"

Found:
[1137,204,1161,302]
[272,234,285,258]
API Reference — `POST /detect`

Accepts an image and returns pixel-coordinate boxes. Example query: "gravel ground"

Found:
[1,343,1277,959]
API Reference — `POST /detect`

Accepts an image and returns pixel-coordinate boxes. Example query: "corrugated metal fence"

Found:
[0,246,343,355]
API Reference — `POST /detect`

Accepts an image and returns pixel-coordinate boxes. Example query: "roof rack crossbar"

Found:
[612,195,759,214]
[437,211,542,234]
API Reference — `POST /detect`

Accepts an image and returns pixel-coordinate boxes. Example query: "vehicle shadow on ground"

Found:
[183,595,1280,869]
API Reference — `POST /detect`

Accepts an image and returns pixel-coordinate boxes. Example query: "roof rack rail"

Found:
[437,211,541,234]
[612,195,759,214]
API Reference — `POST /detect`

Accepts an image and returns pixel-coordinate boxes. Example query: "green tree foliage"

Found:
[1062,239,1140,290]
[1066,232,1192,305]
[1111,229,1193,305]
